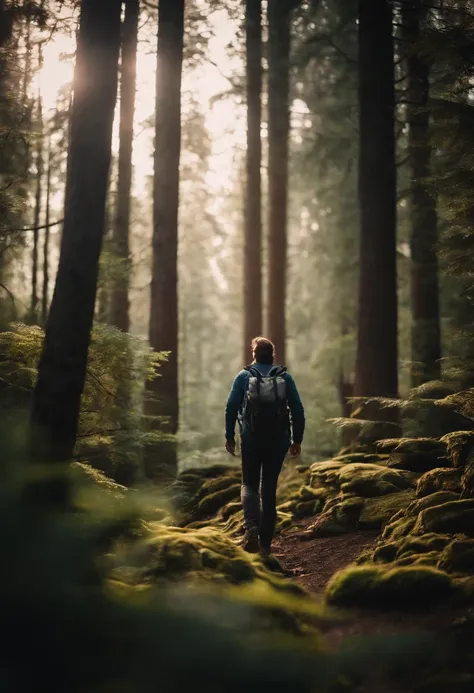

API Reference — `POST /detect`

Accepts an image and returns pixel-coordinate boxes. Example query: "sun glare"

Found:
[34,8,246,202]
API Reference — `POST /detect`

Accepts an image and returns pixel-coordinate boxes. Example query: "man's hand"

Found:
[289,443,301,458]
[225,439,236,456]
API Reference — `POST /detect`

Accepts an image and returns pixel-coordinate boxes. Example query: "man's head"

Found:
[251,336,275,365]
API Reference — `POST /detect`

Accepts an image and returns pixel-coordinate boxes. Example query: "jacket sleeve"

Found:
[225,371,247,441]
[285,374,305,444]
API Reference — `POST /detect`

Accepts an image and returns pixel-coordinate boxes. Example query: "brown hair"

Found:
[251,337,275,365]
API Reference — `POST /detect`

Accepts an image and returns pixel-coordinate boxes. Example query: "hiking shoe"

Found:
[259,546,271,559]
[242,527,259,553]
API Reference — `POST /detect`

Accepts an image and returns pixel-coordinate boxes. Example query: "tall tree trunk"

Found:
[147,0,184,481]
[403,0,441,386]
[41,132,51,324]
[31,90,43,324]
[243,0,262,365]
[354,0,398,402]
[267,0,293,365]
[110,0,139,333]
[29,0,122,463]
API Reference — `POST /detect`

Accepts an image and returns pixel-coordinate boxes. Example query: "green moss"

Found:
[194,484,241,521]
[358,490,415,530]
[373,542,399,563]
[337,463,413,498]
[407,491,461,516]
[397,533,452,558]
[395,551,441,567]
[326,565,381,606]
[414,498,474,536]
[198,474,240,500]
[461,460,474,499]
[438,538,474,573]
[326,564,454,608]
[220,501,242,521]
[334,452,389,464]
[382,515,417,541]
[441,431,474,468]
[298,485,328,502]
[416,468,461,498]
[307,497,365,537]
[294,499,323,519]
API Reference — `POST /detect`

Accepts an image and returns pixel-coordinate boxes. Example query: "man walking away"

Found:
[225,337,305,557]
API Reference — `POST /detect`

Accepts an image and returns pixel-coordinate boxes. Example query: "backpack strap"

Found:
[245,365,263,379]
[244,366,262,397]
[269,365,287,377]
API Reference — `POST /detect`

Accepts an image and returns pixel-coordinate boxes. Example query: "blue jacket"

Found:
[225,363,305,444]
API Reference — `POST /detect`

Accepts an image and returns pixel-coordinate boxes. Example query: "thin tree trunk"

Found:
[41,133,51,324]
[31,89,43,323]
[354,0,398,402]
[29,0,122,464]
[243,0,262,365]
[403,0,441,386]
[267,0,293,365]
[146,0,184,482]
[110,0,139,333]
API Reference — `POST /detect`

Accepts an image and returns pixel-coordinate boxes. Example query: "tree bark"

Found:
[403,0,441,387]
[41,132,51,325]
[267,0,293,365]
[31,91,43,323]
[243,0,262,365]
[147,0,184,481]
[354,0,398,402]
[110,0,139,333]
[29,0,122,463]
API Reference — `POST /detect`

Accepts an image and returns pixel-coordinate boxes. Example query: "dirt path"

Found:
[272,521,379,593]
[272,520,471,652]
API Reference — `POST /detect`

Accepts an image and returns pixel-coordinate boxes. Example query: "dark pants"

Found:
[241,435,288,551]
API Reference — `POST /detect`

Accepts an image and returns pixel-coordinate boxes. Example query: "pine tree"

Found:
[31,83,43,324]
[266,0,295,365]
[403,0,441,386]
[110,0,139,333]
[243,0,262,365]
[354,0,398,402]
[29,0,122,463]
[147,0,185,481]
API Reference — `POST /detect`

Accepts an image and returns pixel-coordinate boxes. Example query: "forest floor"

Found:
[272,520,470,651]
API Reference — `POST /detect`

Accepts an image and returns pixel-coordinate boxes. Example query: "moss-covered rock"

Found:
[461,459,474,499]
[307,496,365,537]
[337,463,413,497]
[396,533,452,558]
[416,468,462,498]
[438,538,474,574]
[395,551,441,567]
[382,515,417,541]
[334,452,389,464]
[414,499,474,536]
[193,483,241,521]
[358,490,415,530]
[442,431,474,468]
[294,499,323,519]
[384,438,448,474]
[326,564,454,608]
[407,491,461,516]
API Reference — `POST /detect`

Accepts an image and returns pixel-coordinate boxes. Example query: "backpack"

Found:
[242,365,290,436]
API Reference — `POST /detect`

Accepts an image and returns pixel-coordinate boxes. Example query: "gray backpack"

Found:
[243,365,289,435]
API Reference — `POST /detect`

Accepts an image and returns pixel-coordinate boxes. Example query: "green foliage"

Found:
[326,564,455,608]
[0,322,167,483]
